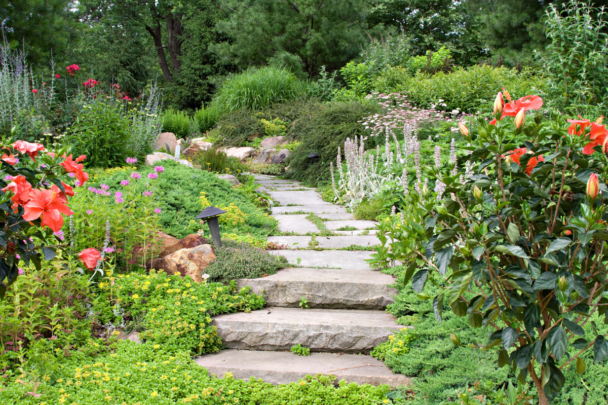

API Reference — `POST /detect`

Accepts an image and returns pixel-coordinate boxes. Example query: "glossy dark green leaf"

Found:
[563,318,585,336]
[472,246,485,261]
[513,344,533,369]
[572,275,590,299]
[502,327,519,350]
[0,284,5,300]
[42,247,55,261]
[433,294,444,323]
[534,272,557,290]
[544,360,565,400]
[546,238,572,255]
[498,348,510,367]
[435,246,453,276]
[594,335,608,363]
[468,312,482,328]
[548,326,567,360]
[523,304,540,332]
[402,262,417,287]
[450,299,467,317]
[533,340,548,364]
[433,230,457,251]
[572,338,588,350]
[411,270,428,293]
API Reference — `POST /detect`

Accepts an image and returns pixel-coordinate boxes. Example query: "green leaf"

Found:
[468,312,482,328]
[495,244,529,258]
[433,230,457,251]
[578,231,595,247]
[472,246,485,261]
[42,247,55,261]
[534,272,557,291]
[572,275,590,299]
[513,344,533,369]
[549,326,567,361]
[593,335,608,363]
[402,262,417,287]
[544,360,565,400]
[0,284,5,300]
[411,270,428,293]
[502,327,519,350]
[527,259,541,278]
[572,338,588,350]
[523,304,540,332]
[576,357,587,375]
[534,340,548,364]
[498,348,510,368]
[546,238,572,255]
[563,318,585,336]
[507,223,520,243]
[433,294,444,323]
[435,246,453,276]
[450,300,467,317]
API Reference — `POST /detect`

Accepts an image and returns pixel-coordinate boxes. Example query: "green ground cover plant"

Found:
[88,160,277,239]
[0,342,391,405]
[291,343,310,356]
[162,108,193,139]
[205,240,288,282]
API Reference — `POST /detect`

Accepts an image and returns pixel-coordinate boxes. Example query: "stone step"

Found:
[317,213,355,220]
[333,229,378,236]
[268,250,375,270]
[272,205,348,214]
[269,190,330,206]
[237,267,395,309]
[274,215,319,234]
[195,350,410,387]
[325,220,378,231]
[268,235,380,249]
[213,307,401,353]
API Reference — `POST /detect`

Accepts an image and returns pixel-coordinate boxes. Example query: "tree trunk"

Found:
[529,364,549,405]
[145,23,173,82]
[166,15,184,73]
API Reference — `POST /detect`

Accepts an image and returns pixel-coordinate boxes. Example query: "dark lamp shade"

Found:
[196,206,227,220]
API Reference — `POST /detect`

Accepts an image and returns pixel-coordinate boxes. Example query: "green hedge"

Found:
[162,109,193,139]
[372,65,546,114]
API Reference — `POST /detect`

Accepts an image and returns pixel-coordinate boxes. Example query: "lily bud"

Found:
[493,92,504,114]
[473,185,483,202]
[596,116,604,125]
[458,122,469,137]
[558,276,568,292]
[514,109,526,129]
[603,136,608,154]
[587,173,599,200]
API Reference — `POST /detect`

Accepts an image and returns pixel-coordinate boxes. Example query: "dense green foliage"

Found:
[215,0,372,77]
[206,240,288,282]
[286,101,381,185]
[0,342,391,404]
[162,109,193,139]
[89,160,277,239]
[195,104,222,133]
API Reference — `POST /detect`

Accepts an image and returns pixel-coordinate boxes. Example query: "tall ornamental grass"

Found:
[212,66,307,112]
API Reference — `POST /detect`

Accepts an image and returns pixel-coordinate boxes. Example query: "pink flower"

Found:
[66,64,80,75]
[32,89,38,93]
[86,210,93,215]
[18,268,24,275]
[143,191,153,197]
[131,172,141,179]
[126,157,137,164]
[100,184,109,190]
[54,230,65,241]
[67,172,75,178]
[120,180,129,186]
[154,208,162,214]
[116,197,124,204]
[148,173,158,179]
[75,180,81,187]
[154,166,164,173]
[55,74,60,79]
[122,96,131,101]
[82,78,98,88]
[104,247,115,253]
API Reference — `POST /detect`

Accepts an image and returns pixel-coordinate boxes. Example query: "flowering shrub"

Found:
[0,140,89,299]
[376,91,608,403]
[92,270,265,354]
[370,328,416,361]
[0,342,391,404]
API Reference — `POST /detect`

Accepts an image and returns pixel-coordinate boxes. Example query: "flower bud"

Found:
[603,136,608,154]
[596,116,604,125]
[493,92,504,114]
[514,109,525,129]
[450,333,461,346]
[558,276,568,292]
[473,185,483,202]
[458,122,469,137]
[587,173,599,200]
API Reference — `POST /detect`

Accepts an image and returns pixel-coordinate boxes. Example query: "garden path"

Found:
[196,175,410,387]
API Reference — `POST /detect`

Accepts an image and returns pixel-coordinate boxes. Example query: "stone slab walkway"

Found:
[196,175,407,387]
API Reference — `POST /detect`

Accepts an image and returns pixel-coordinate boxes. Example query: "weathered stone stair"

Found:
[195,174,409,387]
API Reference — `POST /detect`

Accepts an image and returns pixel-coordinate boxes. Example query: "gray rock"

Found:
[237,267,396,309]
[155,132,177,152]
[183,141,213,157]
[253,147,276,164]
[218,174,240,186]
[221,147,256,161]
[270,149,290,164]
[260,136,286,148]
[213,308,402,352]
[195,350,411,387]
[145,152,193,168]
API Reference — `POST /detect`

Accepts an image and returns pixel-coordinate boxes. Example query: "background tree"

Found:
[0,0,81,66]
[215,0,372,78]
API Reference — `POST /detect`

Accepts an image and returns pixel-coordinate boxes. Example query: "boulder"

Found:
[159,234,209,258]
[218,174,240,186]
[222,147,256,161]
[157,231,179,252]
[183,141,213,157]
[270,149,291,164]
[144,152,193,168]
[253,148,276,164]
[260,136,287,148]
[155,132,178,152]
[163,244,216,283]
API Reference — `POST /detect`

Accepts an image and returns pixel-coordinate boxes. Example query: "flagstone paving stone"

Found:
[268,235,380,249]
[268,250,376,270]
[325,220,379,231]
[272,205,348,214]
[269,190,330,206]
[274,215,319,234]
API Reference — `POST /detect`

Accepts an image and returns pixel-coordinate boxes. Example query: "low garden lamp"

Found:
[307,151,320,162]
[196,206,227,247]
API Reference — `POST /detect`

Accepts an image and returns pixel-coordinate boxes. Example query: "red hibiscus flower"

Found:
[1,175,33,206]
[60,155,89,186]
[1,151,17,165]
[22,189,74,233]
[580,121,608,155]
[79,248,101,270]
[506,147,544,175]
[13,141,45,161]
[51,182,74,204]
[567,118,591,135]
